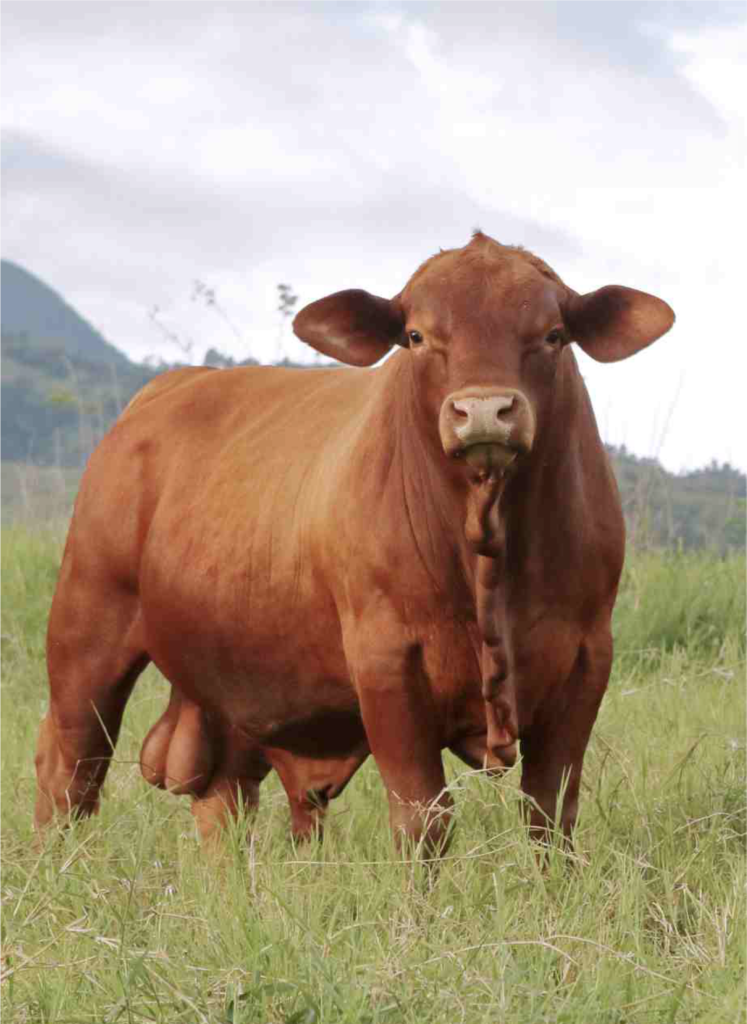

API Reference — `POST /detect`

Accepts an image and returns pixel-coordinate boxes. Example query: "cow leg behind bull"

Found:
[34,575,149,830]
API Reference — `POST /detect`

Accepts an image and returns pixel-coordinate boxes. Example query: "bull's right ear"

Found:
[293,289,404,367]
[566,285,675,363]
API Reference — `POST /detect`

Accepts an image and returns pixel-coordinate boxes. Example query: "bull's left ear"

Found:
[566,285,675,363]
[293,289,404,367]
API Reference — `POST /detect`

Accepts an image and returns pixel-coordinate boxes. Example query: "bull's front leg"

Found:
[519,628,613,845]
[347,628,452,857]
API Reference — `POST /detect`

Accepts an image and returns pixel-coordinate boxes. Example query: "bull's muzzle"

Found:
[439,387,535,472]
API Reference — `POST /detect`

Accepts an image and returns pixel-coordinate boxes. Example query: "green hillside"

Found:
[1,260,130,367]
[1,259,158,466]
[2,329,158,465]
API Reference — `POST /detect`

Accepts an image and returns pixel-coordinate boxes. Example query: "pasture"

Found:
[1,525,744,1024]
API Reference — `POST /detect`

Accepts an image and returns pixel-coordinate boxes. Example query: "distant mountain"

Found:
[2,259,157,466]
[1,260,130,367]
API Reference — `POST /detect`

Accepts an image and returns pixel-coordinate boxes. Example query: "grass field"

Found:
[1,526,745,1024]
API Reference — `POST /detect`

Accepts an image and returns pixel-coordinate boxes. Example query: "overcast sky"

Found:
[3,1,746,472]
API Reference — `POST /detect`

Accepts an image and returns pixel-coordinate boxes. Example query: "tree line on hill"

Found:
[605,444,744,552]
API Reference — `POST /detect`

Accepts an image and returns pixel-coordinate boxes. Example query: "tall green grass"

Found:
[613,550,745,667]
[1,526,745,1023]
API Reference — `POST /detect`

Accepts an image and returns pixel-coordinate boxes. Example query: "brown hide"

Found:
[34,232,674,851]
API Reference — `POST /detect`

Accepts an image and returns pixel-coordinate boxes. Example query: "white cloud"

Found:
[363,5,745,471]
[669,22,747,126]
[1,2,745,471]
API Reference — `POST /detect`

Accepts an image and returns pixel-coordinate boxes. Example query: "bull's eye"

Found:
[408,330,424,345]
[545,328,564,346]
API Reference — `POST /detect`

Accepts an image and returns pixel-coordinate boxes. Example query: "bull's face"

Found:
[400,242,561,479]
[294,232,674,486]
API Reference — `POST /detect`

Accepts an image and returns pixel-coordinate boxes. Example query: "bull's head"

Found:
[294,232,674,523]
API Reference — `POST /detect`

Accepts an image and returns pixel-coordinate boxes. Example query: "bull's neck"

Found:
[367,353,477,594]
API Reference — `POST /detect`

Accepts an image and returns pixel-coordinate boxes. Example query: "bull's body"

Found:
[35,233,674,850]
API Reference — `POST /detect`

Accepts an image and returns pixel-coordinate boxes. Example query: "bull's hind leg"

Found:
[190,773,266,842]
[34,576,149,831]
[266,747,369,841]
[189,729,271,842]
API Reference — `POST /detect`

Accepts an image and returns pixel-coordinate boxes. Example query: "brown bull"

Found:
[34,232,674,853]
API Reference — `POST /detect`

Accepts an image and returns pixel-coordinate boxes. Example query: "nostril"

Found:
[452,402,469,419]
[496,397,515,418]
